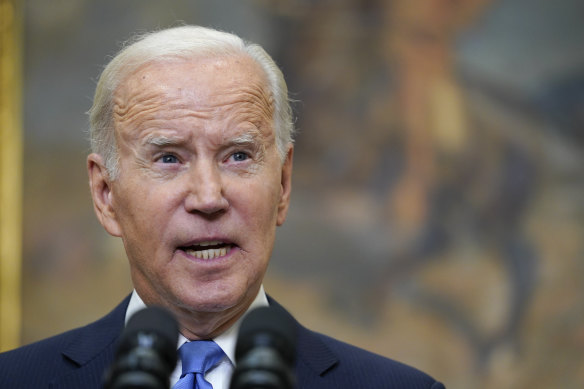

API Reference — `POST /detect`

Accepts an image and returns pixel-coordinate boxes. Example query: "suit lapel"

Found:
[296,328,339,376]
[267,297,339,377]
[50,295,131,389]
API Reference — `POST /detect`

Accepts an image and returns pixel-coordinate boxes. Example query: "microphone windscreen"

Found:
[124,306,178,342]
[235,306,297,365]
[118,306,179,366]
[105,306,179,389]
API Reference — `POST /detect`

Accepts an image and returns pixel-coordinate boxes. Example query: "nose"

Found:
[183,161,229,216]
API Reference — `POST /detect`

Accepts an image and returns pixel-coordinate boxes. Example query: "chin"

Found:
[176,286,246,314]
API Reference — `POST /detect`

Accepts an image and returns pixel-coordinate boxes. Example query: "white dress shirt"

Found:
[125,287,269,389]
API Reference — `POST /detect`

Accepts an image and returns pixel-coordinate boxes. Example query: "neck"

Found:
[174,298,253,340]
[126,286,267,341]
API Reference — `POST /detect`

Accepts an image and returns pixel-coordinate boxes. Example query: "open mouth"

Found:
[180,241,234,260]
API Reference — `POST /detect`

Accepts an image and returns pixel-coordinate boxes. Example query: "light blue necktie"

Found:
[173,340,225,389]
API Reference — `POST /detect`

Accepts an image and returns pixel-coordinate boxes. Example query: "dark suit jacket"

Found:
[0,295,445,388]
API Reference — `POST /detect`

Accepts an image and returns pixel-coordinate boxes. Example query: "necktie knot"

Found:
[180,340,225,375]
[174,340,225,389]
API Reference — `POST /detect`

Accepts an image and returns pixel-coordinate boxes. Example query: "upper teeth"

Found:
[185,241,229,260]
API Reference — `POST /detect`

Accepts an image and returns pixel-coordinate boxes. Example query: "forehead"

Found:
[113,54,274,128]
[114,54,272,105]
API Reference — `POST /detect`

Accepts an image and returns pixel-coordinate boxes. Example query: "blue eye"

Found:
[232,152,249,162]
[160,154,179,164]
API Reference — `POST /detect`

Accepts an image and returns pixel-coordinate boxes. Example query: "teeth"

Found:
[185,246,228,260]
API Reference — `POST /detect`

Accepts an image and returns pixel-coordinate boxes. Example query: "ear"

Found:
[87,153,122,237]
[276,145,294,226]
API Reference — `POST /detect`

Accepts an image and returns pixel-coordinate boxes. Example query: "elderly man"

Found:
[0,26,445,388]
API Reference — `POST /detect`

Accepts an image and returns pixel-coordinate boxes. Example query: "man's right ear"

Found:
[87,153,122,237]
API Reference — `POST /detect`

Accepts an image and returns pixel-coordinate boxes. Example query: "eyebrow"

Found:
[142,134,187,147]
[229,131,260,146]
[141,128,265,149]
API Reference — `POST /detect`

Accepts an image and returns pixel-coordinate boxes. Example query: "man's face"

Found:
[88,55,292,337]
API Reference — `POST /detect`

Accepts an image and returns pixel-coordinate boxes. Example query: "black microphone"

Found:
[230,306,297,389]
[104,306,179,389]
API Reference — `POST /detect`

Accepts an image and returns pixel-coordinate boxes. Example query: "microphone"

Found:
[104,306,179,389]
[230,306,297,389]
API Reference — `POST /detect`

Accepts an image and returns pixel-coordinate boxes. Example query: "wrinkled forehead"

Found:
[114,54,274,114]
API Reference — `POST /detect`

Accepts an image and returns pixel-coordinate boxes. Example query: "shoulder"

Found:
[0,296,129,389]
[267,297,444,388]
[0,326,84,383]
[297,327,445,388]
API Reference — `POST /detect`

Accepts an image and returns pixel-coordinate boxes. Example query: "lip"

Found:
[176,237,239,263]
[178,236,236,247]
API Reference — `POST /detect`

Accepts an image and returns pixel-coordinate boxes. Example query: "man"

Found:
[0,26,445,388]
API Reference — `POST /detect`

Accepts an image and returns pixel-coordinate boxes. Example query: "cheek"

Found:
[232,179,281,233]
[113,181,177,239]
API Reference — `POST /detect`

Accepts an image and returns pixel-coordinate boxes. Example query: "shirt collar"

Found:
[125,286,269,364]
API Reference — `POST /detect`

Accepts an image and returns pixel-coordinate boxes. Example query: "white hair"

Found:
[88,25,294,179]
